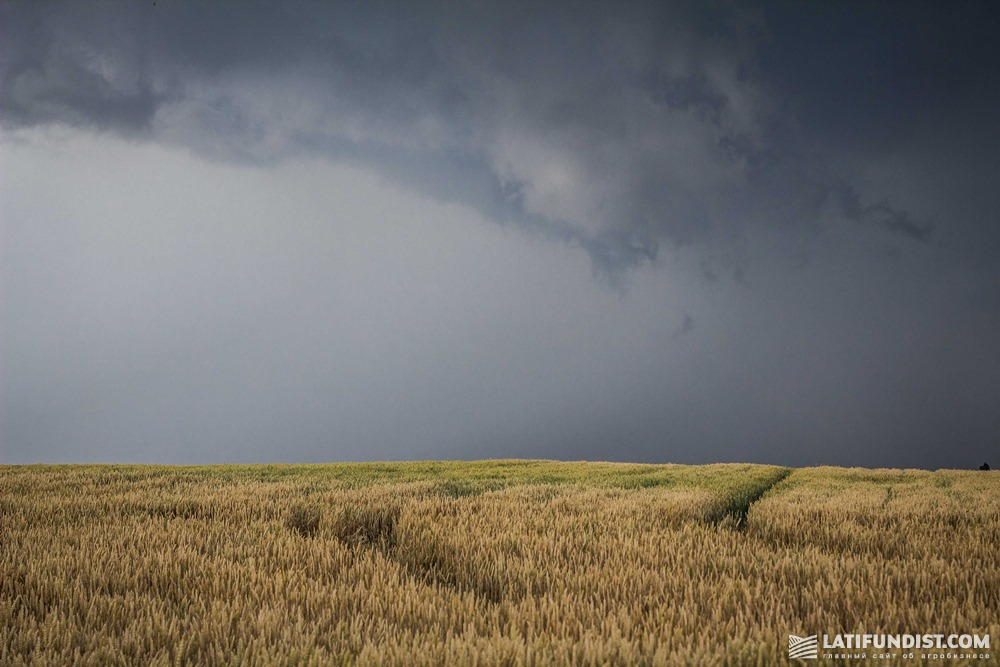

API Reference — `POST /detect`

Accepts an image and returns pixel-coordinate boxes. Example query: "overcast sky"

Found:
[2,1,998,469]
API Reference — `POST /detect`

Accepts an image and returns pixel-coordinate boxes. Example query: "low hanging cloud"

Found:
[0,2,931,279]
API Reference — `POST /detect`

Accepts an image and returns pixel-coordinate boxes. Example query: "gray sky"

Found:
[2,1,998,469]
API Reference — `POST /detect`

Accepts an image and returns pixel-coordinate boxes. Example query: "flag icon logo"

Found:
[788,634,818,660]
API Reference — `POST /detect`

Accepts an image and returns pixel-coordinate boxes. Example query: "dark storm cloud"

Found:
[0,1,937,279]
[756,0,1000,257]
[0,4,164,133]
[759,1,1000,152]
[4,1,999,470]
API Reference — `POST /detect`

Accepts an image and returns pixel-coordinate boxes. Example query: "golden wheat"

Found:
[0,462,996,665]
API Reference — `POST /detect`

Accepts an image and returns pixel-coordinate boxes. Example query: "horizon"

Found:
[2,457,991,474]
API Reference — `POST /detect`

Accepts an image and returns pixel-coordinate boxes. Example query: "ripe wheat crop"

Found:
[1,461,997,665]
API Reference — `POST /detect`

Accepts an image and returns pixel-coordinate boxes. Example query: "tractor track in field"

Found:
[714,467,793,530]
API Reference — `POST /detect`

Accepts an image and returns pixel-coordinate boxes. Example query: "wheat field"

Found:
[1,461,997,665]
